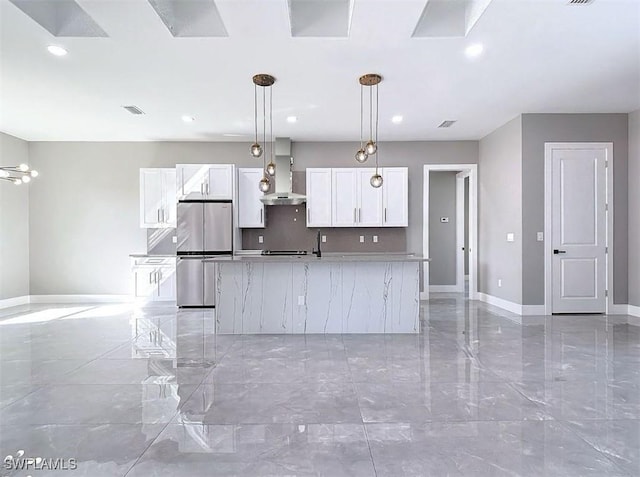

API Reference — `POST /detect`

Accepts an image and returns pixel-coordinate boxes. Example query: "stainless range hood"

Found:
[260,138,306,206]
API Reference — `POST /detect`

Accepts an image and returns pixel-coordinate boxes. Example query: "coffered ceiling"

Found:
[1,0,638,142]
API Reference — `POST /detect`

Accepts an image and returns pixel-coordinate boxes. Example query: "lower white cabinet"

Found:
[132,257,176,302]
[237,168,265,228]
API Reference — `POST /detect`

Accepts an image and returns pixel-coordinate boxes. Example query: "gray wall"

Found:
[629,109,640,307]
[28,140,478,295]
[478,116,523,304]
[521,114,629,305]
[428,171,457,286]
[0,133,30,300]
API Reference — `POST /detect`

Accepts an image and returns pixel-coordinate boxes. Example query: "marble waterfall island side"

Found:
[211,254,426,334]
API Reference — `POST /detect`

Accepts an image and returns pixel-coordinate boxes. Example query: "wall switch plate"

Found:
[359,236,365,243]
[537,232,544,241]
[322,235,327,243]
[172,236,177,243]
[498,279,502,287]
[373,235,378,243]
[297,296,305,305]
[258,235,264,244]
[506,233,515,242]
[440,217,449,223]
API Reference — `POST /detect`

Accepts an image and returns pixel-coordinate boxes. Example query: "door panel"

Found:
[357,169,383,227]
[163,169,177,227]
[140,169,163,227]
[177,202,203,252]
[203,203,233,252]
[306,168,332,227]
[177,258,203,306]
[207,165,233,199]
[551,147,607,313]
[237,168,264,228]
[382,167,408,227]
[177,164,209,199]
[332,169,357,227]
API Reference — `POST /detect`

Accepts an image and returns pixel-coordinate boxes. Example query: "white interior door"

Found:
[551,147,607,313]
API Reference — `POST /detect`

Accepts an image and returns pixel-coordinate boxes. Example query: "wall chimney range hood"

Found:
[260,138,306,206]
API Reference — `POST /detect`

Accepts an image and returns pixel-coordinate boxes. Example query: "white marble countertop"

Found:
[204,252,429,263]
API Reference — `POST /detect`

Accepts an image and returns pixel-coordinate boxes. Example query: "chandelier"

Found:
[0,164,39,185]
[355,73,383,188]
[251,74,276,192]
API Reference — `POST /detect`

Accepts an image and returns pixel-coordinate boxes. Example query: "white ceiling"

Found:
[1,0,638,142]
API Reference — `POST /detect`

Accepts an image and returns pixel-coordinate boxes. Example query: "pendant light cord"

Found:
[263,86,266,170]
[360,85,364,148]
[254,84,258,144]
[369,85,373,143]
[375,83,379,172]
[270,85,273,165]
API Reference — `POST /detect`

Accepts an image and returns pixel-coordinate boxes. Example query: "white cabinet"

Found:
[306,168,332,227]
[140,168,176,228]
[355,168,384,226]
[237,168,265,228]
[307,167,408,228]
[176,164,234,200]
[132,257,176,302]
[381,167,408,226]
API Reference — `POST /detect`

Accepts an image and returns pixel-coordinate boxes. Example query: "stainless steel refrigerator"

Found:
[176,200,232,307]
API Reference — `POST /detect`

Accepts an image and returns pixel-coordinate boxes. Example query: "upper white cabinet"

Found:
[176,164,234,200]
[237,168,265,228]
[331,169,357,226]
[306,168,332,227]
[355,168,384,226]
[381,167,409,226]
[140,168,176,228]
[307,167,408,228]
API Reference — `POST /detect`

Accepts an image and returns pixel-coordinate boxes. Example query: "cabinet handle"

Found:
[206,183,210,195]
[307,208,310,223]
[384,207,387,223]
[200,183,204,195]
[157,209,160,223]
[149,271,153,284]
[358,208,361,223]
[353,208,356,223]
[260,208,263,224]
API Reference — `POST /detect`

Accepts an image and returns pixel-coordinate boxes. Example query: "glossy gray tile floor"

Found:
[0,297,639,476]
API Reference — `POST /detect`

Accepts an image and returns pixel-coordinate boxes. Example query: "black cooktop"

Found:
[261,250,309,256]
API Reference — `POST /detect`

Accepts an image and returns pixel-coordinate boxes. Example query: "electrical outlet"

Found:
[506,233,515,242]
[440,217,449,223]
[373,235,378,243]
[297,296,305,306]
[498,279,502,287]
[537,232,544,242]
[172,236,177,244]
[359,236,365,243]
[258,235,264,244]
[322,235,327,243]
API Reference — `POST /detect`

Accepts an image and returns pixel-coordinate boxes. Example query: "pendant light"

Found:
[252,74,275,192]
[355,74,383,188]
[0,164,39,185]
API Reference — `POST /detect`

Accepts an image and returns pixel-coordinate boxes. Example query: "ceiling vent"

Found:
[567,0,595,4]
[438,120,457,128]
[123,105,145,115]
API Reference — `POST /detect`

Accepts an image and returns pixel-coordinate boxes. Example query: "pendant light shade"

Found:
[370,173,383,188]
[266,161,276,176]
[355,149,368,163]
[250,143,263,158]
[258,176,270,192]
[365,140,377,155]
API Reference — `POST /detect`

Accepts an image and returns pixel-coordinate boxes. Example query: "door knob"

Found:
[553,249,566,254]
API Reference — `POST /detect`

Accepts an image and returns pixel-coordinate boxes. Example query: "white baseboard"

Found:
[628,305,640,325]
[420,292,429,301]
[29,295,133,304]
[428,285,462,293]
[609,304,631,315]
[477,292,523,315]
[0,295,30,310]
[521,305,546,315]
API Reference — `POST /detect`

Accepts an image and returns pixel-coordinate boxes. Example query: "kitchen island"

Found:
[208,253,428,334]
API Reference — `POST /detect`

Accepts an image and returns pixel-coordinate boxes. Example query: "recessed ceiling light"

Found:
[47,45,68,57]
[182,115,195,123]
[391,115,403,124]
[286,116,298,123]
[465,43,484,58]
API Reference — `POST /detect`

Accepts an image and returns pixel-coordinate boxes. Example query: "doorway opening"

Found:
[422,164,478,300]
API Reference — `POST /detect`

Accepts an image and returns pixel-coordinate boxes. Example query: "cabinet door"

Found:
[177,164,210,199]
[356,168,383,227]
[140,169,163,228]
[156,267,176,301]
[162,169,177,228]
[331,169,358,227]
[237,168,265,228]
[134,267,157,298]
[382,167,408,227]
[206,165,234,199]
[306,168,332,227]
